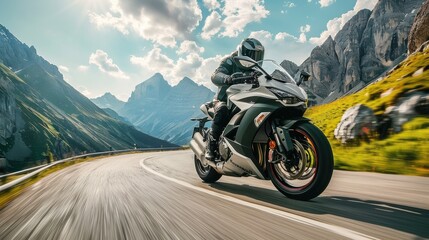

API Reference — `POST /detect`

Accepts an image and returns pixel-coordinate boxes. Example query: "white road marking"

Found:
[347,199,422,215]
[140,156,379,240]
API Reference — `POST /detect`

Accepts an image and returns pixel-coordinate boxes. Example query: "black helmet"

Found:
[237,38,264,62]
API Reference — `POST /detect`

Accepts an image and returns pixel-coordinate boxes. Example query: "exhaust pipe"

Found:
[190,132,206,161]
[190,132,223,173]
[190,139,204,161]
[189,132,218,169]
[193,132,205,150]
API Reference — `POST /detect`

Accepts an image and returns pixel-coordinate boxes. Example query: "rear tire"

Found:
[268,122,333,201]
[194,155,222,183]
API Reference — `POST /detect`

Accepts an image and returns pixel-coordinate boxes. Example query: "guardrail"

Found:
[0,147,183,193]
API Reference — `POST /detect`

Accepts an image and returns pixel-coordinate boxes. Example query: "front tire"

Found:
[268,122,333,201]
[194,155,222,183]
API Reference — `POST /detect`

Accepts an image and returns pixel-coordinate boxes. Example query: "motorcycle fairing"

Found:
[218,84,282,178]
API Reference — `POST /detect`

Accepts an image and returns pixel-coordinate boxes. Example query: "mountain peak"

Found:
[100,92,121,101]
[91,92,125,112]
[103,92,114,97]
[324,35,334,45]
[0,24,19,43]
[152,72,165,80]
[177,77,198,87]
[144,72,168,85]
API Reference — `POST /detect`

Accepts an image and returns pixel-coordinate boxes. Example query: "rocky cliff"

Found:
[0,77,16,146]
[408,0,429,53]
[287,0,424,105]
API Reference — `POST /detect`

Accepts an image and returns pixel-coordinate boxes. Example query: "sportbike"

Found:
[190,56,333,200]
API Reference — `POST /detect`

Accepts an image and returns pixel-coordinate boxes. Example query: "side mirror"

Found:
[233,56,257,69]
[297,70,310,86]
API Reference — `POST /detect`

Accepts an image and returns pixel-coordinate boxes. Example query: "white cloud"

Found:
[310,0,378,45]
[284,2,296,8]
[130,47,227,88]
[89,0,202,47]
[195,55,226,89]
[275,32,298,41]
[300,25,311,33]
[221,0,270,38]
[281,1,295,14]
[174,53,204,83]
[249,30,274,41]
[89,50,129,79]
[77,86,91,97]
[298,24,311,43]
[130,48,174,72]
[319,0,335,8]
[249,30,314,64]
[177,40,205,55]
[203,0,220,10]
[58,65,69,73]
[202,0,270,40]
[201,11,223,40]
[77,65,89,72]
[353,0,378,11]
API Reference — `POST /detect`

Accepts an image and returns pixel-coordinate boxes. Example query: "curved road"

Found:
[0,150,428,240]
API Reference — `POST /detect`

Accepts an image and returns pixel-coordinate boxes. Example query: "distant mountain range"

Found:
[282,0,425,105]
[91,92,125,113]
[92,74,214,145]
[0,24,175,168]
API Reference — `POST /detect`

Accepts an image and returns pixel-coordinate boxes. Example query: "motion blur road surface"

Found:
[0,150,428,240]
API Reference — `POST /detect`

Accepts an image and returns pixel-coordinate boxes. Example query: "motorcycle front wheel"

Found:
[194,155,222,183]
[268,122,333,201]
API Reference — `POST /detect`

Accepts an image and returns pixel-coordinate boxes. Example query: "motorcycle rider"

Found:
[205,38,265,160]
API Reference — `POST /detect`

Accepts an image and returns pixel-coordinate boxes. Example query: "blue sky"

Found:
[0,0,378,101]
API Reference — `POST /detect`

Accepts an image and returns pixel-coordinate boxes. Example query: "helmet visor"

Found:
[244,48,264,62]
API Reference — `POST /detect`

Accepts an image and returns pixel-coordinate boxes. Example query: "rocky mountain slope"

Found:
[408,0,429,53]
[91,92,125,113]
[283,0,425,105]
[0,24,174,169]
[115,74,214,145]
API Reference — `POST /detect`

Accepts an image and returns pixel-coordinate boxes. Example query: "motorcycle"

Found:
[190,56,333,201]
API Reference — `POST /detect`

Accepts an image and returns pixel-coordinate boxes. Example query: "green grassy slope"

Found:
[305,47,429,176]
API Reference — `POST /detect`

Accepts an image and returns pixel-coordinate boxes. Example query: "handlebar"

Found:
[231,72,260,84]
[232,76,254,84]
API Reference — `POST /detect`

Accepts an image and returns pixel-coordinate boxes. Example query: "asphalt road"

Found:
[0,150,428,240]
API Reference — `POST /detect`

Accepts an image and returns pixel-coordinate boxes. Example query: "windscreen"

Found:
[256,60,296,84]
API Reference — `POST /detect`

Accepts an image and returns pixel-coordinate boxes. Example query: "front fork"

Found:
[268,121,295,163]
[268,118,311,162]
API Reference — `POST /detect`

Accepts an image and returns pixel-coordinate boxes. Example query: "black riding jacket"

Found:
[211,51,253,102]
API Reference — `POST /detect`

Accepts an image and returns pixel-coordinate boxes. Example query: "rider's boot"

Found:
[205,130,217,161]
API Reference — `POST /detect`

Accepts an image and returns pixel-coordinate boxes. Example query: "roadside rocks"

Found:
[334,104,377,144]
[335,92,429,144]
[385,91,429,132]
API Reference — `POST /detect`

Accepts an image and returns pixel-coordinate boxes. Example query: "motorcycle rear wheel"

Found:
[194,155,222,183]
[268,122,333,201]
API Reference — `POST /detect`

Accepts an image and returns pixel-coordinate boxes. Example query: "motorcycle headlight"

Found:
[269,88,302,104]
